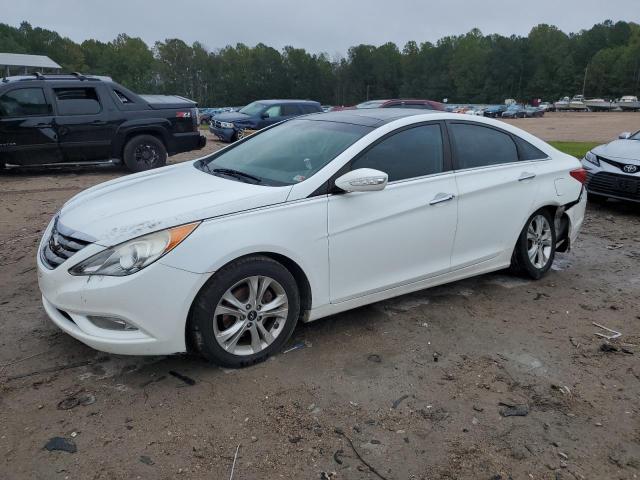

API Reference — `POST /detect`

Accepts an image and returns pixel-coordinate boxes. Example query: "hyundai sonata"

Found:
[38,110,587,367]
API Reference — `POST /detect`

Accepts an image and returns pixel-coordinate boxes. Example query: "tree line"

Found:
[1,20,639,107]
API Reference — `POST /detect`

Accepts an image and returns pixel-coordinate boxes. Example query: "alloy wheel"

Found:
[134,143,159,167]
[527,214,553,269]
[212,276,289,356]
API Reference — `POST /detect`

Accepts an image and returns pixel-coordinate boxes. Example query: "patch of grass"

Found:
[549,141,600,159]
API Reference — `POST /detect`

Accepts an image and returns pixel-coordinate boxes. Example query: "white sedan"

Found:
[37,110,587,367]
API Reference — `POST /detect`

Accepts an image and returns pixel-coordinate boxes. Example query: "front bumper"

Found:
[37,235,210,355]
[583,163,640,203]
[209,125,236,142]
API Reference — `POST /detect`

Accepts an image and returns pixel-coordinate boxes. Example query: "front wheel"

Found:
[510,209,556,279]
[188,256,300,368]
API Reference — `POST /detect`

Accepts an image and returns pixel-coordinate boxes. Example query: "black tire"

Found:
[510,209,556,280]
[188,255,300,368]
[122,134,167,172]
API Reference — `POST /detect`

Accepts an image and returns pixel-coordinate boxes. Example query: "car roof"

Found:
[302,108,439,127]
[255,99,320,105]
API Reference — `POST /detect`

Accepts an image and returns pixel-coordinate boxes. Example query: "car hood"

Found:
[212,112,252,123]
[58,162,291,247]
[593,139,640,162]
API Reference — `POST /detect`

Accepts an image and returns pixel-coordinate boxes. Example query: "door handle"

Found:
[429,193,456,205]
[91,120,107,125]
[518,172,536,181]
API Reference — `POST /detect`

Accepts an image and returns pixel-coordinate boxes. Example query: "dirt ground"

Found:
[1,114,640,480]
[501,111,640,143]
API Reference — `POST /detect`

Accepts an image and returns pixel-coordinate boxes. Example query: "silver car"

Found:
[582,130,640,203]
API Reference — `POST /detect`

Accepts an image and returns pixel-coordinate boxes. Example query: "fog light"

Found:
[87,315,138,331]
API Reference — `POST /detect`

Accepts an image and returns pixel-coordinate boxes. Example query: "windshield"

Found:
[197,119,372,186]
[356,100,386,109]
[239,101,266,116]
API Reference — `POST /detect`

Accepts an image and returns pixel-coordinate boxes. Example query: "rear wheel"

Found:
[188,256,300,368]
[123,134,167,172]
[510,209,556,279]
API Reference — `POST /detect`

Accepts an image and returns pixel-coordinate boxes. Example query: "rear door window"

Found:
[54,87,102,115]
[449,123,519,169]
[0,88,50,117]
[351,124,444,182]
[513,136,547,160]
[281,104,301,115]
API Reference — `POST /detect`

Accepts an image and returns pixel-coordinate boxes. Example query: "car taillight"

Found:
[569,168,588,184]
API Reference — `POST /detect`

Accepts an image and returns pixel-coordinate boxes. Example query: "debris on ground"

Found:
[43,437,77,453]
[168,370,196,386]
[593,322,621,340]
[367,353,382,363]
[139,455,154,465]
[283,341,307,354]
[499,403,530,417]
[333,449,344,465]
[57,392,96,410]
[392,394,410,409]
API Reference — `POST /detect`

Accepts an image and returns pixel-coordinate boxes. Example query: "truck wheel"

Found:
[123,135,167,172]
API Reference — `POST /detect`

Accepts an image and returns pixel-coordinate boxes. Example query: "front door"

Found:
[328,122,458,303]
[0,86,61,166]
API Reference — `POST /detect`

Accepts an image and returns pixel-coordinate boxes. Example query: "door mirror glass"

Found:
[619,132,631,139]
[335,168,388,192]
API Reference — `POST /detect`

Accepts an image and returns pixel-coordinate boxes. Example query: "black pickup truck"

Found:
[0,73,206,172]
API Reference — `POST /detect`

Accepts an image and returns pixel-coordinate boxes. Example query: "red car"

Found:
[333,98,445,111]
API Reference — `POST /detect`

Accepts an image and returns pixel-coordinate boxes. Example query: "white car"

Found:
[37,110,587,367]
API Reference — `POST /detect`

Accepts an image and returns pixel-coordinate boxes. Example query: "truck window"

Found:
[54,88,102,115]
[0,88,50,117]
[114,89,133,104]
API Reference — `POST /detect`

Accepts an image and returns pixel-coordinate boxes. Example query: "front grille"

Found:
[586,171,640,201]
[42,220,91,269]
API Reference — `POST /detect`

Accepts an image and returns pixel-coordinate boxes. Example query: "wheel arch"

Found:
[184,251,313,354]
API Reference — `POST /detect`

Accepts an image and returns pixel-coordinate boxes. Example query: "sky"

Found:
[2,0,639,56]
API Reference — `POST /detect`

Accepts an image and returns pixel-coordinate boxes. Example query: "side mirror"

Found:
[619,132,631,139]
[260,112,269,119]
[335,168,388,193]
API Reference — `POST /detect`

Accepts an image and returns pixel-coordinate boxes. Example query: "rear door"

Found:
[0,86,61,166]
[328,122,458,302]
[53,84,116,162]
[448,121,544,269]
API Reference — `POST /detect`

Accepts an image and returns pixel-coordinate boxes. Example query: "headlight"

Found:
[219,121,234,128]
[584,151,600,166]
[69,222,200,276]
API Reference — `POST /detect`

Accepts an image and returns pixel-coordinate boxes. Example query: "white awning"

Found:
[0,53,61,69]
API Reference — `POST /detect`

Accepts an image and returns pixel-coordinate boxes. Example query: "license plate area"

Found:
[617,178,639,193]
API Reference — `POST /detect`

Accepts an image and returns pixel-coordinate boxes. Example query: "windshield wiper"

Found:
[211,168,262,184]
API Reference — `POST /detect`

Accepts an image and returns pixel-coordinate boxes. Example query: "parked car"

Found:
[38,109,587,367]
[502,105,526,118]
[484,105,507,118]
[341,99,446,111]
[582,130,640,203]
[0,73,205,172]
[525,106,545,118]
[538,102,554,112]
[209,100,322,142]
